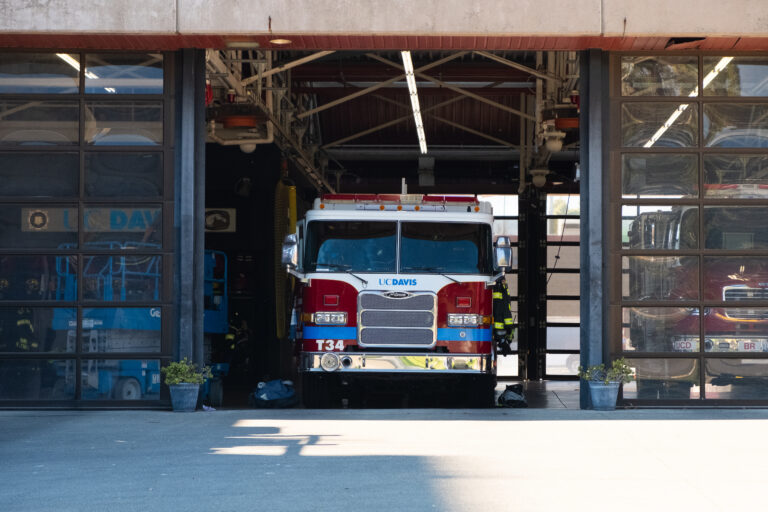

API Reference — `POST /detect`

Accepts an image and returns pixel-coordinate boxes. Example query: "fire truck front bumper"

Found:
[302,352,492,374]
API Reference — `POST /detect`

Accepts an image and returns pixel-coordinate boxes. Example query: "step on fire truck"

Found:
[282,194,512,407]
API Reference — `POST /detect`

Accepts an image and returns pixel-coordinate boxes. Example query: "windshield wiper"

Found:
[315,263,368,286]
[402,266,459,283]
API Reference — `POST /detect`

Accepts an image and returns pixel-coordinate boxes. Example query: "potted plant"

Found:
[578,358,633,411]
[161,357,212,412]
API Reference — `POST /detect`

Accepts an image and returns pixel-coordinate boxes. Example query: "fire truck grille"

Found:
[361,310,434,327]
[360,328,434,345]
[724,287,768,301]
[360,293,434,311]
[358,291,436,347]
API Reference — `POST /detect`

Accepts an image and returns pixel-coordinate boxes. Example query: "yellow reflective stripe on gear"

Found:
[225,334,235,340]
[492,292,503,299]
[504,318,514,325]
[17,319,32,327]
[493,322,504,329]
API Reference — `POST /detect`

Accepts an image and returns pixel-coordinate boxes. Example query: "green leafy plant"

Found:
[161,357,212,385]
[578,358,633,384]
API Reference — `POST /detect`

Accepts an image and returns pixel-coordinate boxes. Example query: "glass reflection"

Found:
[704,154,768,198]
[83,206,161,246]
[703,257,768,301]
[705,307,768,352]
[704,104,768,148]
[0,152,79,197]
[0,358,75,399]
[704,207,768,249]
[81,308,161,353]
[85,101,162,145]
[0,255,77,301]
[0,100,79,145]
[623,358,699,400]
[622,307,699,353]
[621,102,698,147]
[85,152,162,197]
[0,307,75,353]
[85,54,163,95]
[704,57,768,97]
[82,255,162,302]
[621,56,698,97]
[80,359,161,400]
[0,205,78,249]
[0,53,80,94]
[622,206,698,250]
[622,154,698,198]
[622,256,699,301]
[705,359,768,399]
[546,353,579,376]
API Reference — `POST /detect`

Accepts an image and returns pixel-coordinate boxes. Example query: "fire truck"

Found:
[627,199,768,399]
[282,194,512,407]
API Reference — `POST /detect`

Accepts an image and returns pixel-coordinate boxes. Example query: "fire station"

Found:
[2,0,768,408]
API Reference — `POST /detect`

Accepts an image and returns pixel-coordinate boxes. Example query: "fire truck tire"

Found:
[115,378,142,400]
[302,374,333,408]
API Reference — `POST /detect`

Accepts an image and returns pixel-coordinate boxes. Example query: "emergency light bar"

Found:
[315,194,492,213]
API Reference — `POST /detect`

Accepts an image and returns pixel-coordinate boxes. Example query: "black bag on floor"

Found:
[250,379,299,408]
[498,383,528,408]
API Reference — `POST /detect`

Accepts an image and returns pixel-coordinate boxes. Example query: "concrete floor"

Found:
[3,404,768,512]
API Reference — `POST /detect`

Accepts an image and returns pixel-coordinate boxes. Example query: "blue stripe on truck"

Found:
[437,328,492,342]
[303,326,358,339]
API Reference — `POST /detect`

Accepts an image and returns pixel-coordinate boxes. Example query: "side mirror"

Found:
[494,236,512,270]
[281,233,299,269]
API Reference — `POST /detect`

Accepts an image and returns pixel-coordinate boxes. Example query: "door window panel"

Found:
[81,307,161,353]
[83,206,162,246]
[622,307,700,353]
[622,153,699,198]
[80,359,161,400]
[622,206,698,250]
[705,359,768,399]
[0,205,78,249]
[85,54,163,95]
[82,255,162,302]
[703,207,768,249]
[0,152,79,197]
[703,154,768,198]
[622,358,700,400]
[0,53,80,94]
[705,309,768,352]
[0,307,76,353]
[621,102,698,148]
[621,56,698,97]
[0,255,77,301]
[85,101,163,145]
[704,104,768,147]
[703,257,768,301]
[85,152,163,197]
[0,100,79,145]
[703,57,768,97]
[0,359,75,399]
[622,256,699,301]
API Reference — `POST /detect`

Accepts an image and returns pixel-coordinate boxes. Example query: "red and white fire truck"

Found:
[282,194,511,407]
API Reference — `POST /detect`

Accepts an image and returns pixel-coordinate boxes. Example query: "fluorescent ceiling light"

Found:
[644,56,734,148]
[401,51,427,154]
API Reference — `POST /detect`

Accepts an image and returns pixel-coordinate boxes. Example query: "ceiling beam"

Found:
[242,50,336,85]
[296,51,468,120]
[473,50,562,83]
[366,53,535,121]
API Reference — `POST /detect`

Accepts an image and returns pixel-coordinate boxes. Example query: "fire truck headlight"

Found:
[320,352,341,372]
[447,314,482,326]
[313,312,347,325]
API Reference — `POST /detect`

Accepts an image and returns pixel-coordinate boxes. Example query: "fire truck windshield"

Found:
[304,221,397,273]
[303,220,493,274]
[401,222,493,274]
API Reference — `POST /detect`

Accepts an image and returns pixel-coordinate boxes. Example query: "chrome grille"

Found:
[724,308,768,320]
[358,291,436,347]
[724,287,768,301]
